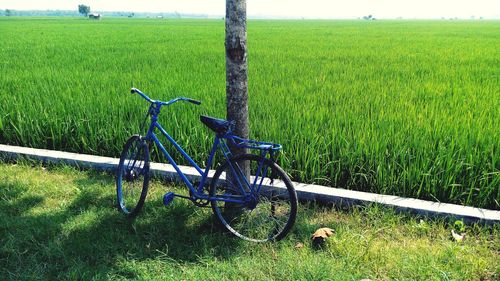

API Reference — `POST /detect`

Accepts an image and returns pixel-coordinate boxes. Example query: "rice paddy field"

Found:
[0,18,498,209]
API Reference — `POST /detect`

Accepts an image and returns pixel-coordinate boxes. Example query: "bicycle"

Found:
[116,88,298,242]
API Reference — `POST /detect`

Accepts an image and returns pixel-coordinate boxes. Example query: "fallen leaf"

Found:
[312,227,334,239]
[294,242,304,249]
[451,229,465,242]
[311,227,335,246]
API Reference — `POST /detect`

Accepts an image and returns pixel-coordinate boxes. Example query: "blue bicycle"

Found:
[116,88,297,242]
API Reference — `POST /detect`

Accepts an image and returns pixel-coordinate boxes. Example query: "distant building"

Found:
[88,13,101,20]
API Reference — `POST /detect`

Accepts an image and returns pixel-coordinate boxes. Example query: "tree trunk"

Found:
[226,0,249,154]
[225,0,249,183]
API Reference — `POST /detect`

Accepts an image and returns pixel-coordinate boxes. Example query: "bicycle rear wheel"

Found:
[210,154,297,242]
[116,134,150,218]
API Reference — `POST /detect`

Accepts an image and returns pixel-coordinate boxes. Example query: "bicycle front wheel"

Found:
[116,134,150,218]
[210,154,297,242]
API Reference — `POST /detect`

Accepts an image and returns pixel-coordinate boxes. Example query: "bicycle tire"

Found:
[116,134,150,218]
[210,154,297,242]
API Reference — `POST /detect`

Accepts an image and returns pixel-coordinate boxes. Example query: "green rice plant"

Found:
[0,18,498,209]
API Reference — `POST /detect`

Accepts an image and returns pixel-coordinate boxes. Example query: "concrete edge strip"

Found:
[0,144,498,223]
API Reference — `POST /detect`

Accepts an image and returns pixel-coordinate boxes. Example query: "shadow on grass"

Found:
[0,172,243,279]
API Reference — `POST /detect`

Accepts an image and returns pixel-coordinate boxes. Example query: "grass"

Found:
[0,162,498,280]
[0,18,498,209]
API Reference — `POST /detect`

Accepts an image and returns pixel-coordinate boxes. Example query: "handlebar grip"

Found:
[186,98,201,105]
[131,88,138,94]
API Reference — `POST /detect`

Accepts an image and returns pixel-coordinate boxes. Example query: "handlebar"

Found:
[131,88,201,106]
[131,88,154,102]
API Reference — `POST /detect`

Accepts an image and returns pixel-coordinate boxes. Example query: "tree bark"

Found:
[226,0,249,155]
[226,0,249,183]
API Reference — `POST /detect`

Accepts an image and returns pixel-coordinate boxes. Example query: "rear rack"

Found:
[230,136,282,152]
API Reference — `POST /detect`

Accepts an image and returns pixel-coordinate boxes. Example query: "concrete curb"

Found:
[0,144,498,224]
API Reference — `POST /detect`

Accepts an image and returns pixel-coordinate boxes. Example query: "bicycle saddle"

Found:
[200,115,234,135]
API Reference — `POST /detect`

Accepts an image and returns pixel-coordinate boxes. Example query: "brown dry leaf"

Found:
[294,242,304,249]
[451,229,466,242]
[311,227,334,239]
[311,227,335,245]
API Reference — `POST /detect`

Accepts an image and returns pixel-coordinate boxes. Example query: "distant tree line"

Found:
[2,9,80,16]
[1,9,208,18]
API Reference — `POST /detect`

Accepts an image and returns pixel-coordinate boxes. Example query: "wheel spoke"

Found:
[116,136,150,217]
[210,155,297,242]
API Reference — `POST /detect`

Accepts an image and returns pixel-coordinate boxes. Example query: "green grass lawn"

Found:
[0,162,498,280]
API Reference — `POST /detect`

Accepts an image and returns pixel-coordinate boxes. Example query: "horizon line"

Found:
[2,8,499,20]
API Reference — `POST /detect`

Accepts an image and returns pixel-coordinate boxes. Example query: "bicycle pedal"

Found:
[163,192,175,206]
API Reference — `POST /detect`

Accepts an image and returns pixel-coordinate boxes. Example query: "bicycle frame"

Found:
[143,102,255,204]
[118,88,297,242]
[128,86,283,205]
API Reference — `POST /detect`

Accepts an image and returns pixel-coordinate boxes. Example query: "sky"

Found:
[1,0,499,19]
